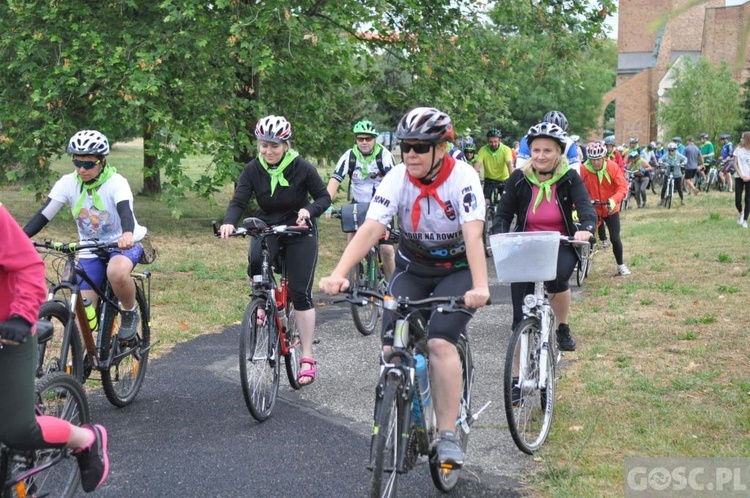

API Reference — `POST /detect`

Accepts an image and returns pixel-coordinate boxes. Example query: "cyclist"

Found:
[463,141,477,164]
[325,120,396,280]
[474,128,513,199]
[219,115,331,386]
[516,110,581,173]
[0,203,109,493]
[580,142,631,276]
[604,135,624,172]
[672,136,685,154]
[682,137,702,195]
[699,133,714,183]
[658,142,687,206]
[733,131,750,228]
[491,122,596,352]
[626,149,652,208]
[718,133,735,193]
[22,130,147,344]
[320,107,489,469]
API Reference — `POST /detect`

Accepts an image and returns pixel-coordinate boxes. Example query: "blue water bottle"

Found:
[412,353,431,428]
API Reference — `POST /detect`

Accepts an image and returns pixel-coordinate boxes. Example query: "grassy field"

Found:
[3,144,749,496]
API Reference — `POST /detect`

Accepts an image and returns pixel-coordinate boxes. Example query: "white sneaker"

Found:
[618,264,631,276]
[743,221,748,229]
[738,214,743,225]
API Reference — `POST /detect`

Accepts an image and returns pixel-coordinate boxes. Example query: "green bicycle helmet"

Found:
[352,120,378,136]
[486,128,502,138]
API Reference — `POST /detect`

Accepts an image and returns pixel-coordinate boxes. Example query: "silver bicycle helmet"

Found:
[526,122,567,150]
[67,130,110,156]
[542,110,569,132]
[395,107,454,143]
[255,115,292,143]
[586,141,607,160]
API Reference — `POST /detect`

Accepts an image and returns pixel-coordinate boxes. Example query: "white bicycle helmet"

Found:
[67,130,110,156]
[603,135,616,146]
[254,115,292,143]
[542,110,569,132]
[586,141,607,160]
[395,107,453,143]
[526,122,567,150]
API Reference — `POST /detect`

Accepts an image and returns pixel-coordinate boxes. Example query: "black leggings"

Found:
[511,244,577,329]
[596,212,624,265]
[734,178,750,221]
[0,339,46,449]
[382,268,474,346]
[248,232,318,311]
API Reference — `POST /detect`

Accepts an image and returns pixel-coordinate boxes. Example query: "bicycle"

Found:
[703,162,721,192]
[490,232,588,454]
[332,203,399,336]
[650,165,665,195]
[340,289,491,497]
[575,201,606,286]
[0,359,91,498]
[483,180,504,257]
[621,171,635,211]
[214,217,311,422]
[661,166,678,209]
[32,240,152,407]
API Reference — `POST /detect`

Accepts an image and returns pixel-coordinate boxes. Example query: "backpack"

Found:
[347,148,385,201]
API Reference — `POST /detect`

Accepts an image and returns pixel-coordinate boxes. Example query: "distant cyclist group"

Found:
[4,108,750,495]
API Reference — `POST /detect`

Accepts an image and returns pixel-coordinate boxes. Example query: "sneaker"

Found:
[600,240,611,249]
[618,264,631,276]
[556,323,576,352]
[511,377,522,408]
[738,214,744,225]
[743,221,748,229]
[118,308,139,342]
[73,424,109,493]
[433,431,464,469]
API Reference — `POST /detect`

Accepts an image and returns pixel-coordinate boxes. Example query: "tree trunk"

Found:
[142,123,161,194]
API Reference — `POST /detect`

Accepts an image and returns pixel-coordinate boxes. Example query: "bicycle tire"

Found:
[25,372,91,497]
[37,301,84,383]
[349,254,380,336]
[240,298,280,421]
[705,173,713,192]
[666,193,672,209]
[429,334,472,492]
[100,285,150,407]
[576,258,586,286]
[504,318,555,454]
[370,373,401,498]
[284,301,302,390]
[585,247,594,278]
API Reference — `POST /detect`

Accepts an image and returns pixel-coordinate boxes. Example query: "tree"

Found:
[658,57,741,142]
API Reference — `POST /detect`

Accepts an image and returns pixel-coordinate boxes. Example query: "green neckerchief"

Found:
[259,149,299,195]
[485,144,504,157]
[73,164,116,217]
[525,161,570,213]
[352,142,382,176]
[584,159,611,184]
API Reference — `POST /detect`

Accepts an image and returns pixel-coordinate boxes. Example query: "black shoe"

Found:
[73,424,109,493]
[118,308,139,342]
[433,431,464,469]
[556,323,576,352]
[511,377,522,407]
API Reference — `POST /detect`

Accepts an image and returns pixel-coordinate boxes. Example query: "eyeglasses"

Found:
[356,136,376,142]
[401,142,434,154]
[73,159,101,170]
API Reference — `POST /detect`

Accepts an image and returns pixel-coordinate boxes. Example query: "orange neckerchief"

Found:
[406,155,456,231]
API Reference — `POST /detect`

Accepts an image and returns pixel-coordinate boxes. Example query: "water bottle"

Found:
[411,353,429,428]
[275,287,288,330]
[82,297,98,331]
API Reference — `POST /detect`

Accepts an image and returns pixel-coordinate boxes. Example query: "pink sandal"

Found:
[298,357,317,386]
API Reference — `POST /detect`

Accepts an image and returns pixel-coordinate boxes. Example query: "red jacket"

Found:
[580,159,629,219]
[0,204,46,328]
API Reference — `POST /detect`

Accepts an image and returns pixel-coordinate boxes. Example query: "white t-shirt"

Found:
[367,159,485,268]
[331,147,396,203]
[733,146,750,179]
[48,172,147,248]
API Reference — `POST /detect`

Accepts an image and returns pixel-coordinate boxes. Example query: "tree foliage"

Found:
[658,57,742,142]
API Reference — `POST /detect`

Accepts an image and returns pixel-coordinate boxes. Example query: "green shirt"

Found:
[700,142,715,163]
[475,143,513,181]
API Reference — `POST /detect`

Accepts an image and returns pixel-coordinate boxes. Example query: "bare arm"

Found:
[462,220,490,308]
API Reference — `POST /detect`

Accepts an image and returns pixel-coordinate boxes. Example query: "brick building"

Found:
[601,0,750,144]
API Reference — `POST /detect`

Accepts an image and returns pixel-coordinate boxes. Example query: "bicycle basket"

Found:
[489,231,560,283]
[138,234,157,265]
[339,202,370,233]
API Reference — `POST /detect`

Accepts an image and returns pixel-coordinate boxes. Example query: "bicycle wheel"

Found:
[240,298,280,422]
[429,334,472,492]
[705,172,714,192]
[504,318,555,454]
[370,373,401,498]
[24,372,91,497]
[349,253,380,336]
[666,192,672,209]
[37,300,84,383]
[284,301,303,390]
[101,286,151,407]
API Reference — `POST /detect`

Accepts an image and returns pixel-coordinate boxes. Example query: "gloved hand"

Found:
[608,198,616,213]
[323,205,334,220]
[0,315,32,345]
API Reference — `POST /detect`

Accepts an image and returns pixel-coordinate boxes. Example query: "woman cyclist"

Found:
[219,115,331,386]
[491,122,596,352]
[626,149,652,209]
[0,203,109,493]
[23,130,148,345]
[581,142,631,276]
[319,107,489,469]
[733,131,750,228]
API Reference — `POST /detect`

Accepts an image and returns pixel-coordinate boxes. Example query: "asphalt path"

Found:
[87,259,577,497]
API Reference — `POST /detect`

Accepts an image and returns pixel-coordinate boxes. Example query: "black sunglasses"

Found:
[73,159,101,170]
[401,142,434,154]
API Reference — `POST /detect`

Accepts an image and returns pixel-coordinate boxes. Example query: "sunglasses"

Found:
[73,159,101,170]
[401,142,434,154]
[356,136,376,142]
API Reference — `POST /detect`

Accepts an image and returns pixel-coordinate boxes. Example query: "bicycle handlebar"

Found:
[337,288,485,312]
[33,240,120,253]
[212,217,312,239]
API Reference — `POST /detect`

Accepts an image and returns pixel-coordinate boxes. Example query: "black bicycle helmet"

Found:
[395,107,453,143]
[486,128,502,138]
[542,110,569,132]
